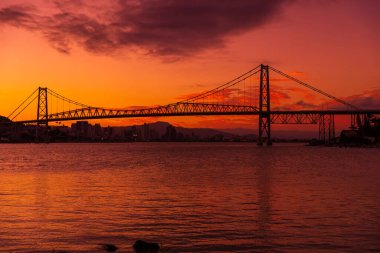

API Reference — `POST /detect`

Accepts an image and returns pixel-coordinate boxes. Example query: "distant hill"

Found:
[147,121,173,136]
[220,128,255,135]
[0,115,12,124]
[176,126,238,139]
[128,121,241,139]
[122,121,317,140]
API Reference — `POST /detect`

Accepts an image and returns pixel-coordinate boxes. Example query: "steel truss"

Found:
[19,103,258,123]
[271,113,318,124]
[15,110,380,125]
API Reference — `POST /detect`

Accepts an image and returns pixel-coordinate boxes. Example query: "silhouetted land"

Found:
[0,118,313,143]
[1,116,379,145]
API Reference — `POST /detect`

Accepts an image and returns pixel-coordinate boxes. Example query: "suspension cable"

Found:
[183,67,261,103]
[178,65,261,103]
[7,88,39,118]
[10,94,38,121]
[269,66,359,110]
[47,89,91,108]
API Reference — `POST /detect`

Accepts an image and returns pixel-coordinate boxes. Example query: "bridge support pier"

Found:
[319,114,335,144]
[258,64,272,146]
[35,87,49,143]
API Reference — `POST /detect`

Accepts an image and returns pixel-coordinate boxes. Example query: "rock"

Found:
[101,244,118,252]
[133,240,161,253]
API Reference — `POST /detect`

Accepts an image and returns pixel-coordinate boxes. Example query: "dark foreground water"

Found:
[0,143,379,253]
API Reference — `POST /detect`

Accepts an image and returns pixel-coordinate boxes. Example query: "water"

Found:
[0,143,379,253]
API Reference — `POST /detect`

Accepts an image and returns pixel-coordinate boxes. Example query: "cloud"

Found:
[272,99,318,111]
[294,100,318,108]
[324,88,380,109]
[271,88,380,111]
[271,90,291,104]
[0,5,35,27]
[174,91,205,101]
[190,116,257,129]
[0,0,291,58]
[175,87,256,106]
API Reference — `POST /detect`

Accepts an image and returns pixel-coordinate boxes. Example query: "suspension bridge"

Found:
[7,64,380,145]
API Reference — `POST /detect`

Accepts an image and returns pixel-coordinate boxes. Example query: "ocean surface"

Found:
[0,143,379,253]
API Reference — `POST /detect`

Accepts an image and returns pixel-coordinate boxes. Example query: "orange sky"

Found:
[0,0,379,129]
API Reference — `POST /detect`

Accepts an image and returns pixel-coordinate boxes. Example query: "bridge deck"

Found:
[14,108,380,124]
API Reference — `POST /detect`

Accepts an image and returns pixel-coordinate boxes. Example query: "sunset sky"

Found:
[0,0,379,129]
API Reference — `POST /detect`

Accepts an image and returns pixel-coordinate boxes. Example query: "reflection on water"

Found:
[256,156,273,252]
[0,143,379,252]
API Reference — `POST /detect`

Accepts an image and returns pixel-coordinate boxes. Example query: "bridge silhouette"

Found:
[8,64,380,145]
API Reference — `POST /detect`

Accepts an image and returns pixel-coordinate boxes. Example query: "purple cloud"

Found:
[327,89,380,110]
[0,0,291,58]
[294,100,318,109]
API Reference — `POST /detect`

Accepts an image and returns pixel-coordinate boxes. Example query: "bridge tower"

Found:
[36,87,49,142]
[258,64,272,146]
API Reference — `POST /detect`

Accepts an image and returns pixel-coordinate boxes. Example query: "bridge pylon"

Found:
[258,64,272,146]
[35,87,49,142]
